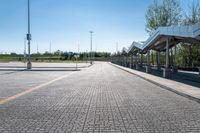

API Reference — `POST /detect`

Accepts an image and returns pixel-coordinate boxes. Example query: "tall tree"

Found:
[145,0,182,34]
[184,0,200,25]
[180,0,200,67]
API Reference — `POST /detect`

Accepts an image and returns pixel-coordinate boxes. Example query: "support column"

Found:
[125,56,127,67]
[122,56,124,66]
[140,53,143,68]
[198,67,200,76]
[120,56,122,66]
[146,50,151,73]
[123,56,126,66]
[157,51,161,71]
[130,55,133,68]
[133,55,136,68]
[136,54,139,70]
[126,56,129,67]
[121,56,122,65]
[172,46,178,73]
[163,38,171,78]
[119,56,121,65]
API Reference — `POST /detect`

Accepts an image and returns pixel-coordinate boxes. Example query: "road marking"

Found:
[0,97,6,100]
[0,72,75,105]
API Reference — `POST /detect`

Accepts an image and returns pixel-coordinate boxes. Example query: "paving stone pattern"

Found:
[0,62,200,133]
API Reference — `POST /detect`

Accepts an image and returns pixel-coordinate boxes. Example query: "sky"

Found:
[0,0,193,54]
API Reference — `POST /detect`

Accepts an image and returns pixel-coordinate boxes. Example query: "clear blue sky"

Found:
[0,0,193,54]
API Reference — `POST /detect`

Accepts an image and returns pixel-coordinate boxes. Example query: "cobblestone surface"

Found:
[0,62,200,132]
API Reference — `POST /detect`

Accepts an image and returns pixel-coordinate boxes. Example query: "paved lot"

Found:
[0,62,90,72]
[0,62,200,132]
[0,62,89,68]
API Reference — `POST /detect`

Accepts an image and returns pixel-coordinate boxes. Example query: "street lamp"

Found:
[90,31,94,65]
[24,38,26,63]
[27,0,32,69]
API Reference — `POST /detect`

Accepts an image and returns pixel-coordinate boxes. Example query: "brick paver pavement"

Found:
[0,62,200,133]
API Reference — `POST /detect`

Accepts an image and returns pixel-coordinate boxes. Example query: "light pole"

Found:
[37,44,39,54]
[90,31,94,65]
[27,0,32,69]
[24,37,26,63]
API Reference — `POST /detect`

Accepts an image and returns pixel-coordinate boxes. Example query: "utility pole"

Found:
[27,0,32,69]
[24,38,26,63]
[76,43,80,70]
[37,44,39,54]
[86,50,88,63]
[90,31,94,65]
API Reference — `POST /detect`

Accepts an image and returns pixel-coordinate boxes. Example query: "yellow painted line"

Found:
[0,97,6,100]
[0,72,75,105]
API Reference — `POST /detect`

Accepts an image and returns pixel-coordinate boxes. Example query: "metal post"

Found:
[24,38,26,63]
[90,31,94,65]
[76,57,78,70]
[157,51,161,70]
[27,0,32,69]
[135,54,139,70]
[147,50,150,65]
[130,55,133,68]
[76,44,80,70]
[173,45,177,72]
[174,46,176,66]
[163,38,171,78]
[140,53,143,67]
[85,50,88,63]
[146,50,151,73]
[166,39,169,68]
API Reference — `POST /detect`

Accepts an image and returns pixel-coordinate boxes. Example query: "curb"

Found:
[109,62,200,104]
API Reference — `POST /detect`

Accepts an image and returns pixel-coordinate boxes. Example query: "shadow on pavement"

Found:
[0,68,81,75]
[0,68,81,71]
[130,66,200,88]
[0,66,89,69]
[0,63,94,75]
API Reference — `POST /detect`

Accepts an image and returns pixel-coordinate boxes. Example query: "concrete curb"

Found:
[109,62,200,104]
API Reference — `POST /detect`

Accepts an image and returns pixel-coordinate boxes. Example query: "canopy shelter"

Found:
[127,41,143,55]
[127,22,200,78]
[127,22,200,53]
[142,22,200,52]
[127,41,144,70]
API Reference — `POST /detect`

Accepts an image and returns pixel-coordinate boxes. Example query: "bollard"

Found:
[136,64,139,70]
[145,65,151,73]
[163,68,171,78]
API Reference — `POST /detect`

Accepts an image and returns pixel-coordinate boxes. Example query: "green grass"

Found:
[31,60,87,63]
[0,57,16,62]
[0,58,87,63]
[0,55,89,63]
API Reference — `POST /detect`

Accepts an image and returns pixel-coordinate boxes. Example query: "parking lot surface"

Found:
[0,62,200,132]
